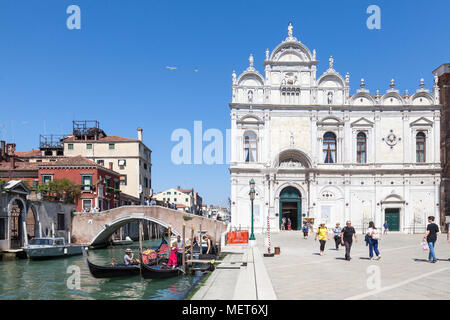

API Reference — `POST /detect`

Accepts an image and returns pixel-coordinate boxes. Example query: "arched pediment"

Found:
[237,115,264,125]
[237,71,264,86]
[318,72,345,88]
[410,91,434,105]
[273,148,312,168]
[269,41,313,63]
[317,116,344,127]
[382,193,405,203]
[350,92,376,106]
[381,91,405,106]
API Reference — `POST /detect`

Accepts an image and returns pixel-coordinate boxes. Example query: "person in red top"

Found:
[167,242,178,268]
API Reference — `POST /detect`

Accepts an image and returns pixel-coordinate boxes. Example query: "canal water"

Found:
[0,239,202,300]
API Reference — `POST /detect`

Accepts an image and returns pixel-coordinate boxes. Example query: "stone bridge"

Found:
[72,205,228,247]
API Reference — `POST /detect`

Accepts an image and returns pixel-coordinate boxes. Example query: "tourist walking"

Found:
[341,221,357,261]
[366,221,381,260]
[332,223,342,250]
[424,216,439,263]
[281,217,286,231]
[315,222,329,255]
[302,222,309,239]
[287,217,292,230]
[383,221,389,235]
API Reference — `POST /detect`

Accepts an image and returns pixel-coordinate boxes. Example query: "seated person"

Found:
[124,249,136,265]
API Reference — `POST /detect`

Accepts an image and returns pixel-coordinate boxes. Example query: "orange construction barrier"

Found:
[227,230,249,244]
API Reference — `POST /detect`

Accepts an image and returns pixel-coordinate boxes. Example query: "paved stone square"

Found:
[256,232,450,300]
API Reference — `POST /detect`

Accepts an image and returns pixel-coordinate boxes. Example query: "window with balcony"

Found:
[81,175,93,191]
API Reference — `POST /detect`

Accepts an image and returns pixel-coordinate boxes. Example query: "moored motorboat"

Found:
[23,237,88,260]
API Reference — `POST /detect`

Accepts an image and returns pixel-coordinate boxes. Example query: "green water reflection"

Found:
[0,240,201,300]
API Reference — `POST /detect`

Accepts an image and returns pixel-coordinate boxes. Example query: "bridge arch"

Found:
[90,214,180,246]
[72,205,227,247]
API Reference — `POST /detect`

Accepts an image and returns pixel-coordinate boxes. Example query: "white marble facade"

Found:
[229,23,441,234]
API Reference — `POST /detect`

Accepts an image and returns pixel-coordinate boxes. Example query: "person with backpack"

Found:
[341,221,357,261]
[314,222,330,256]
[366,221,381,260]
[424,216,439,263]
[332,222,342,250]
[302,222,309,239]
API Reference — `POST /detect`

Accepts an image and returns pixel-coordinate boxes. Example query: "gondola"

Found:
[83,238,169,279]
[140,261,183,279]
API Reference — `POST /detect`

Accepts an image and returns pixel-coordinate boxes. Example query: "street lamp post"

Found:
[249,179,256,243]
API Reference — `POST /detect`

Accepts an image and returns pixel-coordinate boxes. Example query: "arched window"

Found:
[323,132,337,163]
[416,132,426,163]
[244,131,257,163]
[357,132,367,164]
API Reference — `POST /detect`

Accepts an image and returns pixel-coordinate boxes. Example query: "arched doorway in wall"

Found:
[279,187,302,230]
[26,206,38,240]
[9,199,25,249]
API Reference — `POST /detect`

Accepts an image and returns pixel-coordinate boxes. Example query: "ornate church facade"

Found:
[229,23,441,233]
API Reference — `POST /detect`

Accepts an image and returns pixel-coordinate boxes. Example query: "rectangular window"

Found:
[68,144,74,150]
[416,133,426,163]
[118,159,126,166]
[120,175,127,186]
[82,199,92,211]
[42,175,53,184]
[0,218,6,240]
[87,144,92,150]
[167,198,170,201]
[185,198,189,202]
[144,163,147,170]
[357,132,367,164]
[167,192,171,195]
[81,175,92,191]
[57,213,65,230]
[174,198,177,202]
[144,177,148,188]
[97,160,104,166]
[32,180,38,188]
[109,143,115,150]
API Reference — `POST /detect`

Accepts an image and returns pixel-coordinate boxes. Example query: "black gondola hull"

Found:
[140,263,182,279]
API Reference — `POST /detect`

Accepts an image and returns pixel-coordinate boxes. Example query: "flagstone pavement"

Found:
[256,231,450,300]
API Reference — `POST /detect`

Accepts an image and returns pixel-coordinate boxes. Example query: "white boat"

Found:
[23,237,88,260]
[112,236,133,246]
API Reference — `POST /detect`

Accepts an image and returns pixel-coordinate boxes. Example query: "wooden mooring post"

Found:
[182,224,186,274]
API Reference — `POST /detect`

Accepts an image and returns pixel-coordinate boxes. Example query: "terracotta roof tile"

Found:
[15,150,42,157]
[38,155,99,167]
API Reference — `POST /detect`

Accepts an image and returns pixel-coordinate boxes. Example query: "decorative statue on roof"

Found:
[313,49,316,60]
[288,22,293,38]
[232,70,237,84]
[329,56,334,69]
[249,54,254,69]
[266,48,269,60]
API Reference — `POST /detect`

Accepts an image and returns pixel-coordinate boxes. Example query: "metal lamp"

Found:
[249,179,256,241]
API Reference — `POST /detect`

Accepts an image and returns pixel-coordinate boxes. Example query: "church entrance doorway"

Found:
[279,187,301,230]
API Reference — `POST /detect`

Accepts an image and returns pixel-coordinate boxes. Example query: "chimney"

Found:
[177,186,181,191]
[137,128,143,141]
[0,141,4,160]
[10,156,15,169]
[109,162,113,170]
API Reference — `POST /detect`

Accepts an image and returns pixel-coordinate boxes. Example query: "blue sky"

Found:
[0,0,449,206]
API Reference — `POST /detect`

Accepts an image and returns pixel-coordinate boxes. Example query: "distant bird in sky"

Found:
[166,66,178,70]
[194,67,199,72]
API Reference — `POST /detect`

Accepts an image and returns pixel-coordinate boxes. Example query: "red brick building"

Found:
[38,156,136,212]
[0,141,40,186]
[434,63,450,228]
